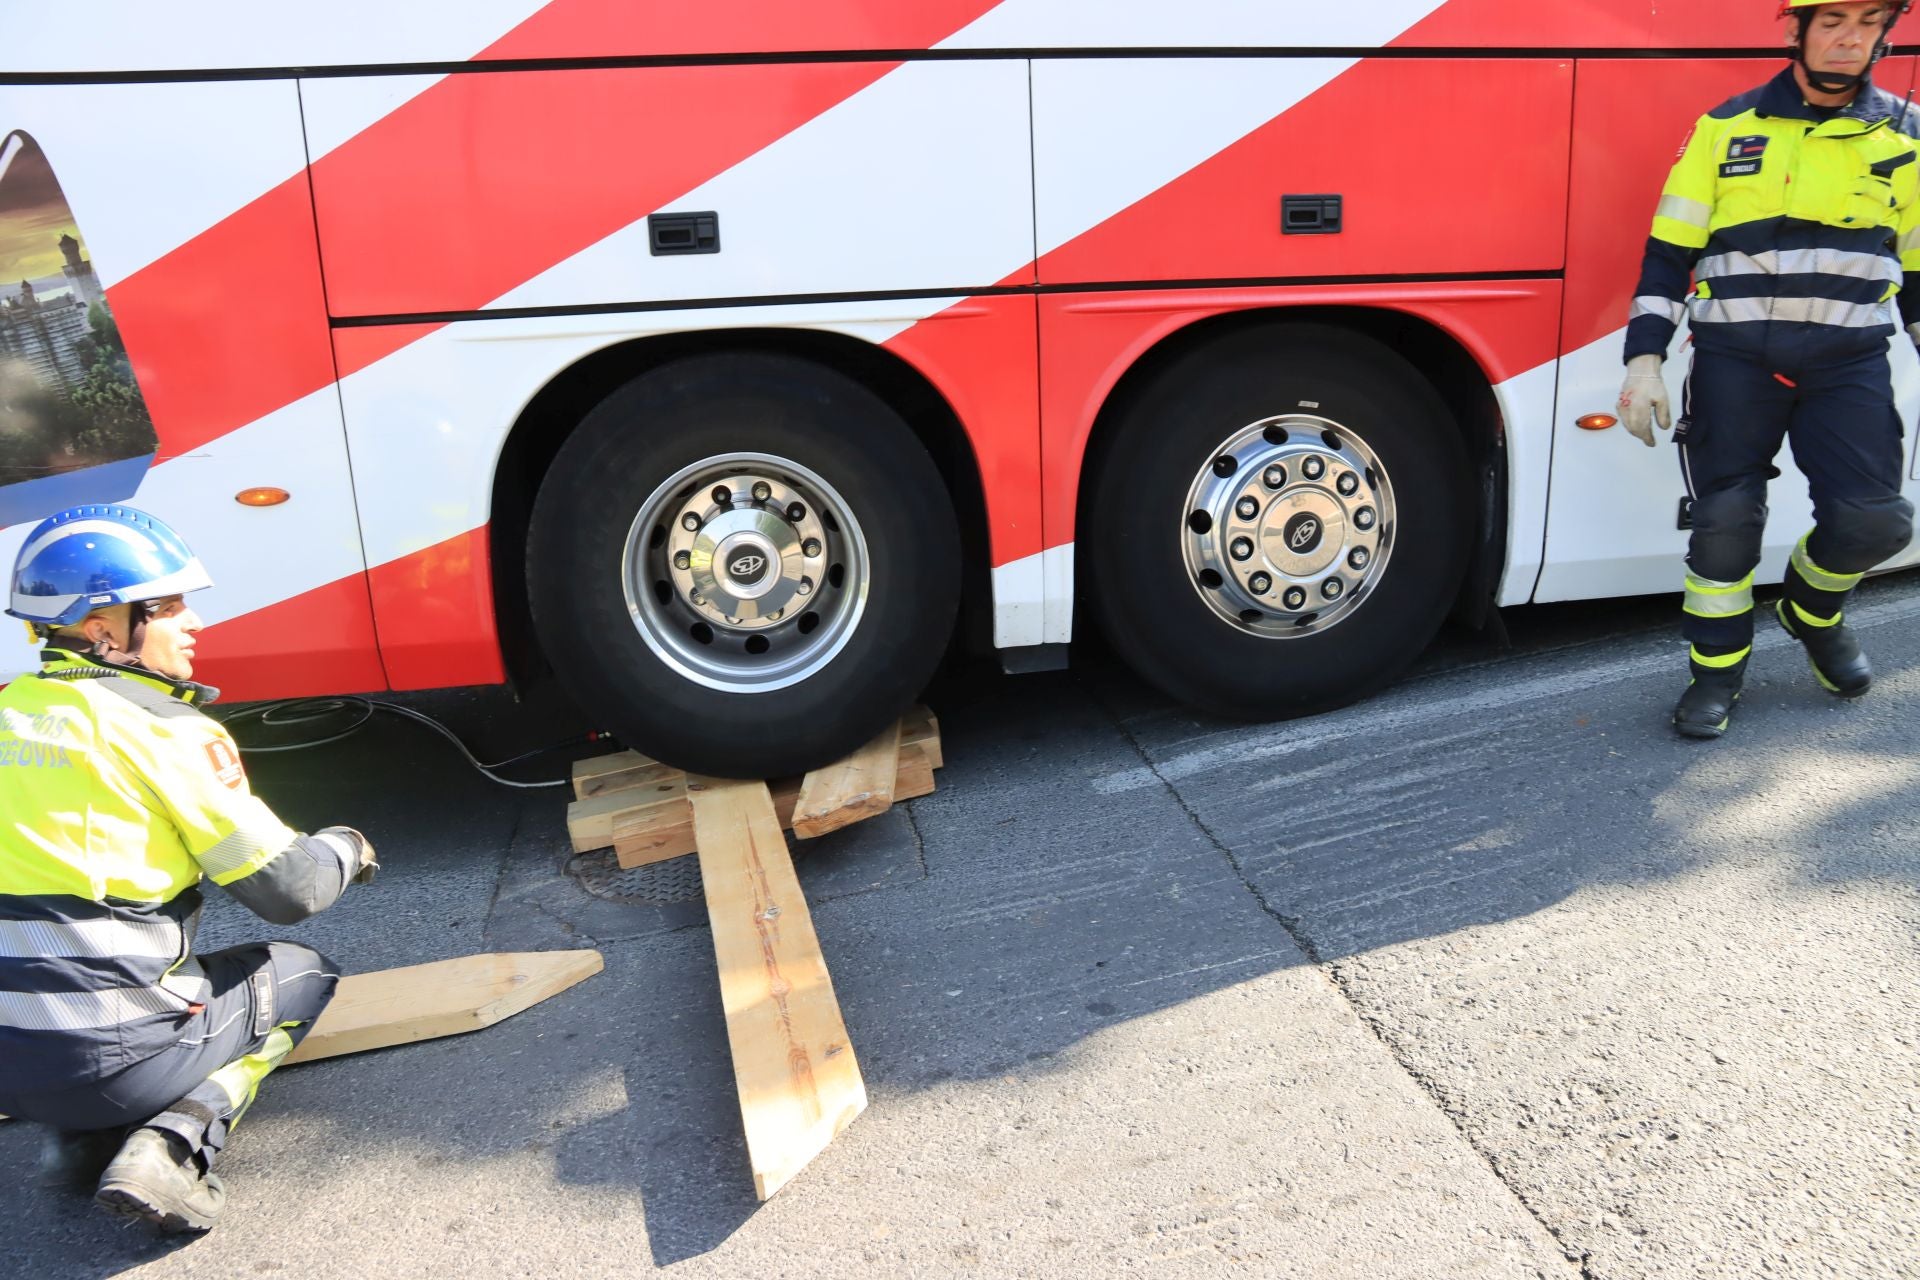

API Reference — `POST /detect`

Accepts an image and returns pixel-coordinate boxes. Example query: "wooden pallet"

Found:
[567,706,943,868]
[564,707,942,1200]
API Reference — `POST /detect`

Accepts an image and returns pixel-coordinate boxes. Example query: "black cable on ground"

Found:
[216,696,597,789]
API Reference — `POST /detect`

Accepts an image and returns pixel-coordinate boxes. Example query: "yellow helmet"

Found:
[1778,0,1906,12]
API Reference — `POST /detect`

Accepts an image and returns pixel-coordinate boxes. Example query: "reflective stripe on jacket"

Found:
[1626,67,1920,369]
[0,649,361,1085]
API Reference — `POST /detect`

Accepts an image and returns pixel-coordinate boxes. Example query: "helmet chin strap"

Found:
[1792,11,1901,97]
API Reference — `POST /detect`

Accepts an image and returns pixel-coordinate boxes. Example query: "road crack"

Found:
[1097,694,1594,1279]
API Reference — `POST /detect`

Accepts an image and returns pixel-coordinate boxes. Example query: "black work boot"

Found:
[1776,600,1872,697]
[36,1126,126,1192]
[94,1128,225,1235]
[1673,668,1744,739]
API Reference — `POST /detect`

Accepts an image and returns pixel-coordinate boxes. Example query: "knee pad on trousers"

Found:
[1687,489,1769,582]
[1809,496,1915,574]
[261,941,340,1030]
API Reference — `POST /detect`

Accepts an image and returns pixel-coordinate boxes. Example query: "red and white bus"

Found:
[4,1,1916,776]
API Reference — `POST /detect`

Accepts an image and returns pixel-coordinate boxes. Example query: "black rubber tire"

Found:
[527,353,960,779]
[1085,322,1472,719]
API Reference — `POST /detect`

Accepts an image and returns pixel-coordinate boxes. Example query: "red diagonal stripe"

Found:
[105,0,1003,461]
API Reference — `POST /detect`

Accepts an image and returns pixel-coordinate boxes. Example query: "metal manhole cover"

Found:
[566,844,820,906]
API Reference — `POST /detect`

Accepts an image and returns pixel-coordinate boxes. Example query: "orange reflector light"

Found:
[1575,413,1617,432]
[235,487,290,507]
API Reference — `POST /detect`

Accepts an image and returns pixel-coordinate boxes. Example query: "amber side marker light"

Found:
[1576,413,1617,432]
[235,487,290,507]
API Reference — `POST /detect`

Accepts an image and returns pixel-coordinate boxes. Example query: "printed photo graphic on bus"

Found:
[0,129,157,528]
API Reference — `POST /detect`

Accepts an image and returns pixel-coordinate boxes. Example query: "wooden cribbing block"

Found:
[573,707,939,804]
[790,721,901,840]
[689,776,866,1200]
[283,950,603,1065]
[578,707,941,863]
[572,749,659,801]
[568,767,686,853]
[613,740,938,869]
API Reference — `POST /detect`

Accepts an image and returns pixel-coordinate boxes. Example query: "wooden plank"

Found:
[689,777,866,1200]
[283,950,603,1065]
[568,767,685,851]
[790,721,901,840]
[572,749,660,800]
[610,791,699,868]
[614,741,936,868]
[904,705,943,771]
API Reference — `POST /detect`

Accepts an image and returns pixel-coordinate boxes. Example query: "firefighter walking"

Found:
[1620,0,1920,737]
[0,505,378,1234]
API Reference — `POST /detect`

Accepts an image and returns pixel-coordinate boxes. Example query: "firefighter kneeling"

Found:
[0,506,377,1234]
[1620,0,1919,737]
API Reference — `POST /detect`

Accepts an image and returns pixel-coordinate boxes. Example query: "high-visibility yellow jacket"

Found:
[0,648,364,1086]
[1627,67,1920,370]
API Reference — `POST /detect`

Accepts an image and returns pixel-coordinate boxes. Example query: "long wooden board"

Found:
[689,777,867,1200]
[283,950,603,1065]
[791,721,901,840]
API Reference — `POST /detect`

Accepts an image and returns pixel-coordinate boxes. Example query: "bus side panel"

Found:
[0,81,384,700]
[1539,56,1920,604]
[301,60,1034,320]
[1392,0,1775,49]
[1036,282,1566,625]
[1031,58,1573,285]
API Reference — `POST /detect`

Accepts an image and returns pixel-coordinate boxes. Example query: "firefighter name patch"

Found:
[1720,135,1768,178]
[205,738,245,790]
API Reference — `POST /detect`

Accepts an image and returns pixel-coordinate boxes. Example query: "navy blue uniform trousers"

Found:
[1676,347,1913,654]
[3,942,337,1169]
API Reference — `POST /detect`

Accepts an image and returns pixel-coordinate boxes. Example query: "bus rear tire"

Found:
[1085,322,1473,720]
[527,353,960,779]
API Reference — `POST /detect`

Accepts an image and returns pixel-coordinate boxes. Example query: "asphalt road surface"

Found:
[3,575,1916,1279]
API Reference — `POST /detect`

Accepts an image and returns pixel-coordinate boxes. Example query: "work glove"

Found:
[320,826,380,885]
[1618,354,1672,448]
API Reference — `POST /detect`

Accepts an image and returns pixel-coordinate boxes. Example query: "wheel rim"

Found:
[1180,415,1396,638]
[621,452,870,692]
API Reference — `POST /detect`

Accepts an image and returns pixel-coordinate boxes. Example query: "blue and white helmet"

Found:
[7,505,213,628]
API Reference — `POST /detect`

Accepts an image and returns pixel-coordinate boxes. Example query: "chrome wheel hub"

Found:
[623,454,868,692]
[1182,415,1395,638]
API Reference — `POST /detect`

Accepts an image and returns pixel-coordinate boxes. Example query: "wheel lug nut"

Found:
[712,486,732,505]
[1348,547,1370,570]
[752,481,772,501]
[1229,537,1254,562]
[1355,506,1376,531]
[1263,465,1287,490]
[1283,586,1307,610]
[690,590,705,606]
[803,538,822,557]
[1302,456,1325,480]
[1323,578,1344,600]
[1337,472,1359,496]
[673,551,691,570]
[1212,456,1237,478]
[787,502,807,522]
[797,578,814,596]
[681,513,701,531]
[1235,497,1259,520]
[1249,572,1272,594]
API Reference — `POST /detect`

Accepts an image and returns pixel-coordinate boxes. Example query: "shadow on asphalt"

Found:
[2,575,1914,1270]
